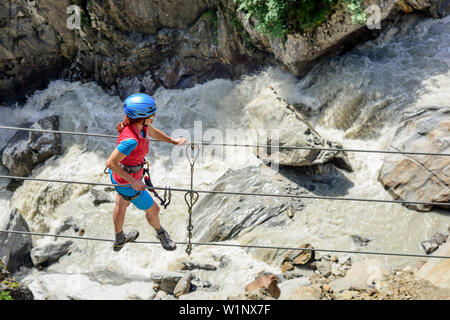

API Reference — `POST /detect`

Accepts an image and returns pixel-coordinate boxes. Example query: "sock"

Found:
[115,231,125,243]
[156,226,165,235]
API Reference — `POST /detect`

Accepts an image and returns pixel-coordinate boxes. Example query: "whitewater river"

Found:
[0,13,449,299]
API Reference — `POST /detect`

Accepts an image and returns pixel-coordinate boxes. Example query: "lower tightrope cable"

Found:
[0,229,449,259]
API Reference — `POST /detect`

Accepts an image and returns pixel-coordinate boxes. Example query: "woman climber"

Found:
[106,93,188,252]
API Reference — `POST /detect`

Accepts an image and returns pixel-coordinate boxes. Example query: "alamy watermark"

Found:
[66,5,81,31]
[365,5,381,30]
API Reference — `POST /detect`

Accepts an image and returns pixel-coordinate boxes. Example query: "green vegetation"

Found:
[234,0,367,38]
[344,0,367,25]
[0,291,13,300]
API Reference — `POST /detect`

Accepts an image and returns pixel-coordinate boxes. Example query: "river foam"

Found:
[1,13,449,300]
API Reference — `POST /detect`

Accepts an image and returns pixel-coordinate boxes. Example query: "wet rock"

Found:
[330,259,393,293]
[421,240,441,255]
[244,274,281,300]
[0,208,32,273]
[173,273,191,298]
[55,217,80,236]
[90,187,114,206]
[247,87,353,171]
[190,275,220,292]
[285,244,315,266]
[351,235,372,247]
[181,261,217,271]
[141,72,157,95]
[118,76,142,100]
[30,240,73,268]
[151,272,186,295]
[1,116,61,177]
[158,56,189,88]
[192,165,304,242]
[420,231,448,255]
[378,107,450,211]
[0,259,34,300]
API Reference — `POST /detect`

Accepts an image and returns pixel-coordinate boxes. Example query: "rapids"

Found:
[0,13,449,299]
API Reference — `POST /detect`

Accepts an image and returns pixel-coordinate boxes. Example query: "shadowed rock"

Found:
[1,116,61,177]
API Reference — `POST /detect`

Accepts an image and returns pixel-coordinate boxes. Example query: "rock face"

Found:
[3,0,449,104]
[0,259,34,300]
[1,116,61,177]
[244,274,281,299]
[378,107,450,211]
[247,87,353,171]
[30,240,73,268]
[0,208,32,273]
[0,0,74,104]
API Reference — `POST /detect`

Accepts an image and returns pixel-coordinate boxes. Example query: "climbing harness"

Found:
[142,159,172,209]
[184,143,200,256]
[104,159,172,207]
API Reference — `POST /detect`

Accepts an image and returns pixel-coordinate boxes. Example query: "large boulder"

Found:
[1,116,61,177]
[192,165,304,242]
[0,0,75,104]
[193,162,353,242]
[247,87,353,171]
[378,107,450,211]
[30,240,73,268]
[0,208,32,273]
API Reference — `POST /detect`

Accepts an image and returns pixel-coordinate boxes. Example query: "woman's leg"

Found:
[145,201,161,230]
[113,194,131,233]
[146,202,176,251]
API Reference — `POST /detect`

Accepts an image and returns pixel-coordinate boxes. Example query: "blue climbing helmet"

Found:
[123,93,157,119]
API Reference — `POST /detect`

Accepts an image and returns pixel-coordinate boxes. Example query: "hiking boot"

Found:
[156,228,177,251]
[113,230,139,252]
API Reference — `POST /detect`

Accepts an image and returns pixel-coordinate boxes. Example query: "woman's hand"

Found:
[171,137,189,145]
[130,178,147,191]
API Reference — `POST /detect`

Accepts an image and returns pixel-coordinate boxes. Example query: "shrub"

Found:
[234,0,366,38]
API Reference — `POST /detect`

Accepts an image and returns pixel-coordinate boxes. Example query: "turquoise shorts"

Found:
[109,170,154,210]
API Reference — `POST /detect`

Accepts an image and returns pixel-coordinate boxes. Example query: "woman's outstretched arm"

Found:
[147,125,188,145]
